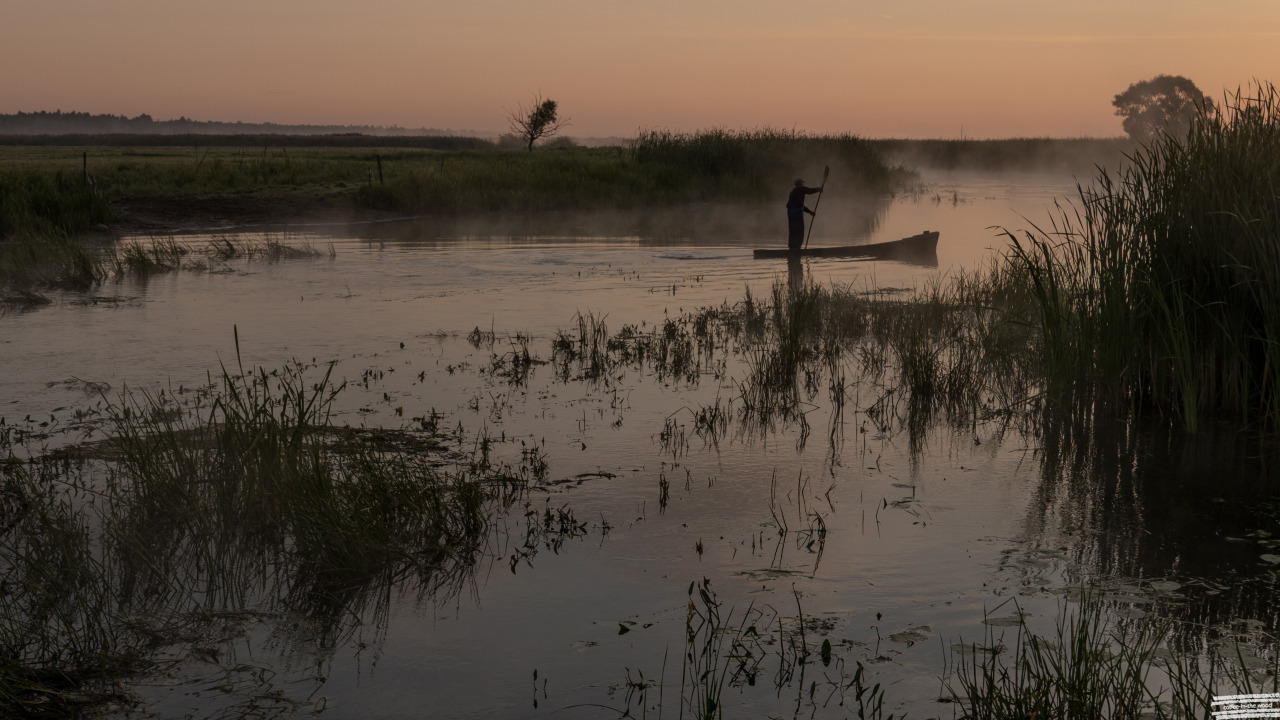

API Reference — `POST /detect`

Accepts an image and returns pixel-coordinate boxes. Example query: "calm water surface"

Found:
[2,170,1276,718]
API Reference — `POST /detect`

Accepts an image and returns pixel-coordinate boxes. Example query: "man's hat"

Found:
[795,178,805,186]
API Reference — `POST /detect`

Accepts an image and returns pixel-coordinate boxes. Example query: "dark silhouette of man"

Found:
[787,179,822,249]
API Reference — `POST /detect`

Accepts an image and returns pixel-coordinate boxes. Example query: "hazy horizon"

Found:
[3,0,1278,139]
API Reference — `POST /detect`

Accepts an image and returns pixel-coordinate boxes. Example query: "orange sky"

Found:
[3,0,1278,138]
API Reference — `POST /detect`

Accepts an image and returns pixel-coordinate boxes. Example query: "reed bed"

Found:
[1004,82,1280,429]
[0,167,117,293]
[535,271,1042,459]
[1,233,332,300]
[1,131,905,223]
[0,233,109,292]
[632,127,905,198]
[358,130,908,214]
[946,593,1273,719]
[0,347,557,715]
[0,167,116,238]
[722,271,1042,448]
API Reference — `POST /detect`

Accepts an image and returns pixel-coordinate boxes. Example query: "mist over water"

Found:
[4,169,1271,718]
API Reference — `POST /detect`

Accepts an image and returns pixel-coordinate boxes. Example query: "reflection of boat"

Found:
[753,231,939,263]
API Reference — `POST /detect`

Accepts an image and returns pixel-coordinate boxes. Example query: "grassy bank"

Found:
[0,128,900,220]
[0,128,901,293]
[350,128,905,213]
[0,132,494,150]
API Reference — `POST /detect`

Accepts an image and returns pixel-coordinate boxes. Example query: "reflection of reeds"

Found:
[0,341,557,715]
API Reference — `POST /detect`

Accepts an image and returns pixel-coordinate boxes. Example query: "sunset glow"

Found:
[3,0,1279,138]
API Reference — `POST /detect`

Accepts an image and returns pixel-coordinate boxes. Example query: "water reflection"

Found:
[1027,412,1280,631]
[307,197,892,250]
[11,169,1269,717]
[787,254,803,290]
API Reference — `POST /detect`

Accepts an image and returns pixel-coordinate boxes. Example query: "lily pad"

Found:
[1260,554,1280,564]
[1149,580,1181,593]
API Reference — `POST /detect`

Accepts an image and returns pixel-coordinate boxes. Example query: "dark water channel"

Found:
[2,170,1277,718]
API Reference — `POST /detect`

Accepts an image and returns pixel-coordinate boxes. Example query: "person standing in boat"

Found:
[786,178,823,250]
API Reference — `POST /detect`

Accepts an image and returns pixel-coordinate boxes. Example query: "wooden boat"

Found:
[753,231,939,262]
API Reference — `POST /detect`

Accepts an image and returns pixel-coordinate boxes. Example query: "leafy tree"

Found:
[1112,75,1208,141]
[507,94,569,152]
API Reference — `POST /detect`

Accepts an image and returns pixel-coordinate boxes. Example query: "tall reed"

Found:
[1004,82,1280,429]
[0,168,116,238]
[632,127,903,197]
[947,593,1269,719]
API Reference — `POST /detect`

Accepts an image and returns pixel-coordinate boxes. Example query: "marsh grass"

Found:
[0,343,559,715]
[0,233,108,292]
[653,579,893,720]
[536,272,1042,457]
[1004,82,1280,429]
[946,593,1273,719]
[0,167,116,238]
[204,233,335,262]
[2,131,905,223]
[632,128,905,198]
[681,579,762,719]
[2,231,333,295]
[110,236,186,275]
[715,273,1041,450]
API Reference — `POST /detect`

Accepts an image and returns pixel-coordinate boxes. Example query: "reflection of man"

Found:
[787,179,823,249]
[787,254,804,290]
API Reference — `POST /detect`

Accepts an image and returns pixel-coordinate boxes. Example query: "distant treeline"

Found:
[0,133,494,150]
[0,110,472,137]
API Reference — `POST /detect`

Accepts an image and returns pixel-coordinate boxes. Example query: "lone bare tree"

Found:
[1112,75,1208,142]
[507,94,569,152]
